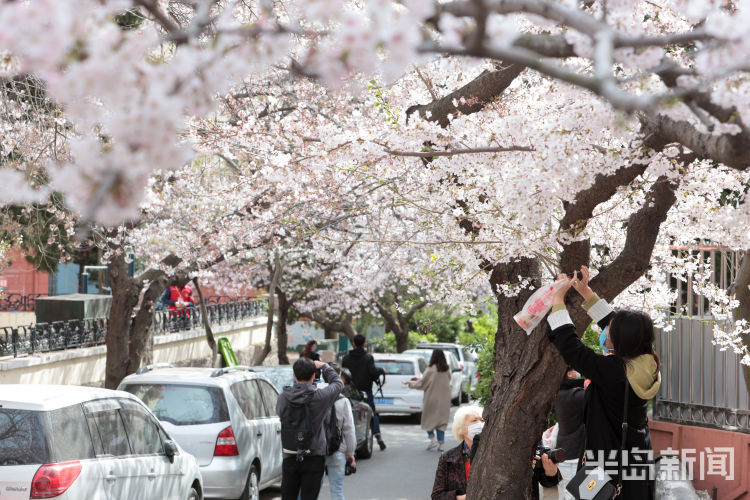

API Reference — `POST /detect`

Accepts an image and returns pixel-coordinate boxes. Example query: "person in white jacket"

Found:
[324,370,357,500]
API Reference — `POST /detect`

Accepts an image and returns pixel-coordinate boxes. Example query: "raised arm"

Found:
[316,362,344,403]
[547,273,617,383]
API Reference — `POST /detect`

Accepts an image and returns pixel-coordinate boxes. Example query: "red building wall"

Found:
[0,249,49,296]
[651,419,750,499]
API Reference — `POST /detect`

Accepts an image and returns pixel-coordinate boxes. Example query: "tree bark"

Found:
[127,276,166,372]
[277,287,290,365]
[467,258,567,499]
[105,253,140,389]
[254,251,281,366]
[192,277,219,367]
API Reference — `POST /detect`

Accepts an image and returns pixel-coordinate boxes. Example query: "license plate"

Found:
[374,398,394,405]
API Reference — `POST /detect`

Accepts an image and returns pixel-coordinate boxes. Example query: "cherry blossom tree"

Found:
[4,1,750,498]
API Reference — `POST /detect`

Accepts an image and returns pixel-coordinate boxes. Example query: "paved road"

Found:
[261,408,462,500]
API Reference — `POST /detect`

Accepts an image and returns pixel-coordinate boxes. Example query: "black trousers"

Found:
[281,455,326,500]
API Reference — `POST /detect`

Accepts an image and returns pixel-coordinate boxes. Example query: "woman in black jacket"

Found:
[546,266,661,500]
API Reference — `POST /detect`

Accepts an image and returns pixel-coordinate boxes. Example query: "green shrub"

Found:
[458,310,498,406]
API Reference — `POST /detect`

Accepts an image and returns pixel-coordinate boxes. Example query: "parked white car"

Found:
[119,365,282,500]
[0,384,203,500]
[371,353,428,415]
[415,342,479,400]
[402,349,464,405]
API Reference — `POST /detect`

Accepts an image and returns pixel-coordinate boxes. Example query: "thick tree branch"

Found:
[591,175,680,301]
[640,113,750,169]
[406,64,524,127]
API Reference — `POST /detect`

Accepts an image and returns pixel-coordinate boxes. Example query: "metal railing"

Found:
[0,293,48,312]
[653,248,750,433]
[0,297,267,358]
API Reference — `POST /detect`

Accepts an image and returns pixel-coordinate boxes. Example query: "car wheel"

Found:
[187,487,200,500]
[461,389,470,404]
[356,419,374,459]
[239,465,260,500]
[452,389,462,407]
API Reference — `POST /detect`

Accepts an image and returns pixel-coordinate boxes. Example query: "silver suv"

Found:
[0,384,203,500]
[119,365,282,500]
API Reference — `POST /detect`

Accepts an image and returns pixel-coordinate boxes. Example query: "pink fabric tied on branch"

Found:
[513,279,570,335]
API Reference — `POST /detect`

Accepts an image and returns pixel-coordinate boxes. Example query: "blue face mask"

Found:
[599,326,610,354]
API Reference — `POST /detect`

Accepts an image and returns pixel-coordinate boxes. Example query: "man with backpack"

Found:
[276,357,343,500]
[342,334,387,451]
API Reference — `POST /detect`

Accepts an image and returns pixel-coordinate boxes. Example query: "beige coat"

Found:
[408,365,451,431]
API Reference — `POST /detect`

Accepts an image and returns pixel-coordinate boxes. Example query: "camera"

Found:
[565,271,577,279]
[345,456,356,476]
[534,446,566,470]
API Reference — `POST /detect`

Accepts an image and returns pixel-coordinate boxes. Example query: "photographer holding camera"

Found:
[532,447,564,499]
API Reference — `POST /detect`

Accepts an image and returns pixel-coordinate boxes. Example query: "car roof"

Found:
[372,353,422,362]
[119,366,262,387]
[0,384,138,411]
[404,349,457,360]
[415,342,461,348]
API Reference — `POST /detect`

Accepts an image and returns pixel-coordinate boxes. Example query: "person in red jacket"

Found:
[161,284,196,317]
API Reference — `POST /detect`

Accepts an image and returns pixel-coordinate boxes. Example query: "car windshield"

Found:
[404,350,432,362]
[375,360,415,375]
[253,368,295,391]
[0,409,50,465]
[122,384,229,426]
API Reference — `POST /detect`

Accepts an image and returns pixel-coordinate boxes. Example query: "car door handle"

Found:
[276,428,281,434]
[147,470,157,479]
[105,473,117,482]
[256,431,263,437]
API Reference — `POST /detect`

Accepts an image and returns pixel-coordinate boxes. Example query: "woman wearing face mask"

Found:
[431,406,484,500]
[547,266,661,500]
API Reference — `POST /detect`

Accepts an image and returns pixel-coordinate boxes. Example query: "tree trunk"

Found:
[396,312,411,353]
[277,288,290,365]
[732,251,750,395]
[105,253,140,389]
[376,302,409,352]
[128,277,165,373]
[193,278,219,367]
[467,258,567,499]
[255,253,281,366]
[395,323,409,353]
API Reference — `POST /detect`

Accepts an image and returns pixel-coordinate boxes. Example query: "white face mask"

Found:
[466,421,484,440]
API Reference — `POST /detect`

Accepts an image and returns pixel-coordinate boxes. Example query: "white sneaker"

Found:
[426,440,438,451]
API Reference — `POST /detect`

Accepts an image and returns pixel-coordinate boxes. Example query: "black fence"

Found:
[0,297,267,358]
[0,293,48,312]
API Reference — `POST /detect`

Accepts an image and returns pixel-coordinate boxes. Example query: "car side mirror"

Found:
[164,440,178,464]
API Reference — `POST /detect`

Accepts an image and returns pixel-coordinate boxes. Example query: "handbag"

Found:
[566,380,630,500]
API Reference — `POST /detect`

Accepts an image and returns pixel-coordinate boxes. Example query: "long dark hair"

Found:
[609,310,661,372]
[302,340,318,358]
[429,349,449,372]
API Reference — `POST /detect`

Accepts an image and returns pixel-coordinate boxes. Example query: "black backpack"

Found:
[280,394,313,462]
[326,397,343,456]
